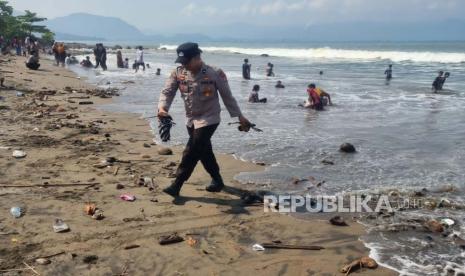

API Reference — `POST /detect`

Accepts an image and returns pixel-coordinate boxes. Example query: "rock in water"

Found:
[340,143,356,153]
[158,147,173,155]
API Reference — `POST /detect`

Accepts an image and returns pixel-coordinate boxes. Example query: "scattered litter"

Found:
[53,219,70,233]
[440,218,455,227]
[340,256,378,274]
[10,206,22,218]
[425,219,444,233]
[116,184,125,190]
[159,233,184,245]
[158,147,172,155]
[0,146,12,150]
[16,92,24,97]
[262,243,324,250]
[92,209,105,220]
[187,236,198,247]
[78,101,94,105]
[84,203,96,215]
[120,194,136,202]
[252,244,265,251]
[340,143,356,153]
[124,244,140,250]
[12,150,27,158]
[35,258,51,265]
[82,255,98,264]
[330,216,348,226]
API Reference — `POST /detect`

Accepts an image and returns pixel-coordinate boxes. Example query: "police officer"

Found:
[158,42,251,198]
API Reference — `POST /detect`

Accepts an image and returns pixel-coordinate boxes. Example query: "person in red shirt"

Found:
[307,83,323,110]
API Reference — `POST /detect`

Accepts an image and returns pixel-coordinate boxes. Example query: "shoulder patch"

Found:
[218,69,227,81]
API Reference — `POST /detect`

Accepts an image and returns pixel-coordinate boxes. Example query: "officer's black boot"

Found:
[163,179,183,198]
[206,175,224,192]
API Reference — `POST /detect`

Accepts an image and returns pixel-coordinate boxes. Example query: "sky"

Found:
[7,0,465,34]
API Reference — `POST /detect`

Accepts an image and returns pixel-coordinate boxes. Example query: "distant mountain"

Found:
[53,32,105,41]
[45,13,145,41]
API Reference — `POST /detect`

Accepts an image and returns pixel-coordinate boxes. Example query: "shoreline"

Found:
[0,56,397,275]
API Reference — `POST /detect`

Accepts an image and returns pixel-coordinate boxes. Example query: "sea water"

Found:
[69,41,465,275]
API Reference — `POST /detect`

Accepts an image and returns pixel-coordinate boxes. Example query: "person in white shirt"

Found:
[135,46,145,72]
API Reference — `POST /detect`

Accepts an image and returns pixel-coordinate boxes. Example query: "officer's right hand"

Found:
[238,115,252,132]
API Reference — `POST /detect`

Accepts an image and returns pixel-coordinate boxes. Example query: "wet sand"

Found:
[0,56,397,275]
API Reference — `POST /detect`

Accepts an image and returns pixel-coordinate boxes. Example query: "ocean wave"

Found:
[160,44,465,63]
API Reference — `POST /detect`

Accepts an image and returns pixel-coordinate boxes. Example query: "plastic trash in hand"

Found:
[53,219,70,233]
[252,243,265,251]
[120,194,136,202]
[10,207,22,218]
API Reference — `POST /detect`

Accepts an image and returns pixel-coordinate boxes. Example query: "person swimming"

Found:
[80,56,93,68]
[275,80,285,88]
[156,68,161,75]
[266,62,275,77]
[248,84,267,103]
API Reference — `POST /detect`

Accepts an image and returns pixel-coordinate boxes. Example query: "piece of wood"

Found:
[262,243,324,250]
[0,182,99,188]
[37,251,65,259]
[113,166,120,176]
[22,261,40,275]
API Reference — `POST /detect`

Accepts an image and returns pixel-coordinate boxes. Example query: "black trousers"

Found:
[174,124,221,185]
[95,58,107,70]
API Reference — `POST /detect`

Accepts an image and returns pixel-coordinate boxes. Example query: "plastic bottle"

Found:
[10,207,22,218]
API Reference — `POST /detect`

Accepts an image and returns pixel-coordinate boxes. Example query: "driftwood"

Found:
[0,182,99,188]
[262,243,324,250]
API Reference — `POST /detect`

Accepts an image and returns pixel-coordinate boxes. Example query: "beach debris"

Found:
[10,206,22,218]
[83,255,98,264]
[340,143,356,153]
[12,150,27,158]
[159,233,184,245]
[53,219,70,233]
[329,216,348,226]
[340,256,378,275]
[137,176,157,190]
[35,258,51,265]
[113,166,120,175]
[120,194,136,202]
[187,236,198,247]
[321,159,335,165]
[0,182,99,188]
[79,101,94,105]
[124,244,140,250]
[261,243,324,250]
[84,203,96,215]
[143,143,151,148]
[440,218,455,227]
[92,209,105,220]
[425,219,444,233]
[158,147,173,155]
[116,183,125,190]
[16,91,24,97]
[452,235,465,250]
[252,244,265,251]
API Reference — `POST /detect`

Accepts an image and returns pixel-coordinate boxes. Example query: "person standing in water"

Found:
[266,62,275,77]
[158,42,251,198]
[275,80,285,88]
[116,50,124,68]
[385,64,393,82]
[432,71,444,93]
[94,43,107,70]
[134,46,145,72]
[242,59,251,80]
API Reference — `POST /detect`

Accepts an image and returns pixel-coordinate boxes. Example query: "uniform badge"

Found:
[218,69,227,81]
[203,87,213,97]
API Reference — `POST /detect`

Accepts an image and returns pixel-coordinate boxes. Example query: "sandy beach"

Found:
[0,55,397,275]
